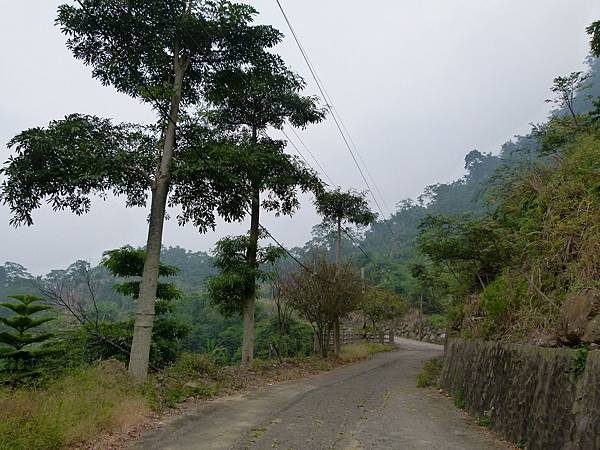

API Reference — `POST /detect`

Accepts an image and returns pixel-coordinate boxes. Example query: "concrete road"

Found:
[131,339,510,450]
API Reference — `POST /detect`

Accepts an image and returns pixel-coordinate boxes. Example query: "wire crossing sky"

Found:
[1,0,599,274]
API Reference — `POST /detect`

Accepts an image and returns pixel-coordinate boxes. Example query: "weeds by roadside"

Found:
[338,343,395,362]
[416,357,442,387]
[0,360,148,450]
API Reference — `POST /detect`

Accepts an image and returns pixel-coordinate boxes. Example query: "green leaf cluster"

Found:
[205,235,284,316]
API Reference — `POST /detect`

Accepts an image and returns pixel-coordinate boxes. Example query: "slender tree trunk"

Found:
[241,126,260,366]
[333,218,342,355]
[128,54,186,382]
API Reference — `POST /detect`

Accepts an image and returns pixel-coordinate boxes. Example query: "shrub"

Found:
[255,317,314,360]
[572,346,589,376]
[480,274,528,338]
[416,357,442,387]
[427,314,447,329]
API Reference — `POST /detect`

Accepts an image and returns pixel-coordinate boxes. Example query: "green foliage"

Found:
[102,247,178,278]
[477,409,493,428]
[426,314,447,329]
[572,346,589,376]
[417,215,512,291]
[101,246,183,315]
[149,353,221,408]
[201,338,228,365]
[255,317,313,360]
[479,274,528,338]
[84,247,190,367]
[587,21,600,57]
[206,54,325,131]
[408,263,448,314]
[202,43,325,238]
[206,235,284,316]
[416,357,442,388]
[338,343,394,362]
[315,188,377,231]
[56,0,282,106]
[1,0,292,237]
[0,295,56,380]
[453,390,465,409]
[1,115,153,227]
[424,102,600,339]
[80,318,189,369]
[362,287,407,328]
[545,72,590,125]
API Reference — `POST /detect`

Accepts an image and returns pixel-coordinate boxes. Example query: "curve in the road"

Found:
[131,339,510,450]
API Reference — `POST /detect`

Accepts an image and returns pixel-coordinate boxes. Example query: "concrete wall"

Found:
[441,339,600,450]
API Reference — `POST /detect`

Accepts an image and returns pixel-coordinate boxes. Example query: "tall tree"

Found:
[587,20,600,57]
[1,0,281,381]
[204,56,325,365]
[314,188,377,354]
[315,189,377,269]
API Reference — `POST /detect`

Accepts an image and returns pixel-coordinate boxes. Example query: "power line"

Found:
[335,112,394,219]
[285,124,335,187]
[273,0,395,236]
[273,127,373,261]
[271,129,314,174]
[279,126,335,186]
[342,227,369,258]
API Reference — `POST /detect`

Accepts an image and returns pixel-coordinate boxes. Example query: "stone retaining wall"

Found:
[441,339,600,450]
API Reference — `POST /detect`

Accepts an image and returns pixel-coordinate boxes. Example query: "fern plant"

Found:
[0,295,56,380]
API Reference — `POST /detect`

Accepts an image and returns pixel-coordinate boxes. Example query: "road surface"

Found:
[131,338,509,450]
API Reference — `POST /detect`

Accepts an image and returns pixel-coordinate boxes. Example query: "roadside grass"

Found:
[0,344,394,449]
[338,343,395,362]
[416,357,443,387]
[0,360,148,450]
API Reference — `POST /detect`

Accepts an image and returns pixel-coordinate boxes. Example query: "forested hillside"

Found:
[339,53,600,341]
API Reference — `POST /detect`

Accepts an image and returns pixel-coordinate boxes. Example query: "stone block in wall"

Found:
[558,288,600,345]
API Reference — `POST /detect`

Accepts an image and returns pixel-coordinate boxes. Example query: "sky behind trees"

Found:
[1,0,599,274]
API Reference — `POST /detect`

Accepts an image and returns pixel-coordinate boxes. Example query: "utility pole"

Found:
[361,267,365,293]
[419,293,424,341]
[361,267,367,337]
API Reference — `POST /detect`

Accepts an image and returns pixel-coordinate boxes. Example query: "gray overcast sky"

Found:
[1,0,599,274]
